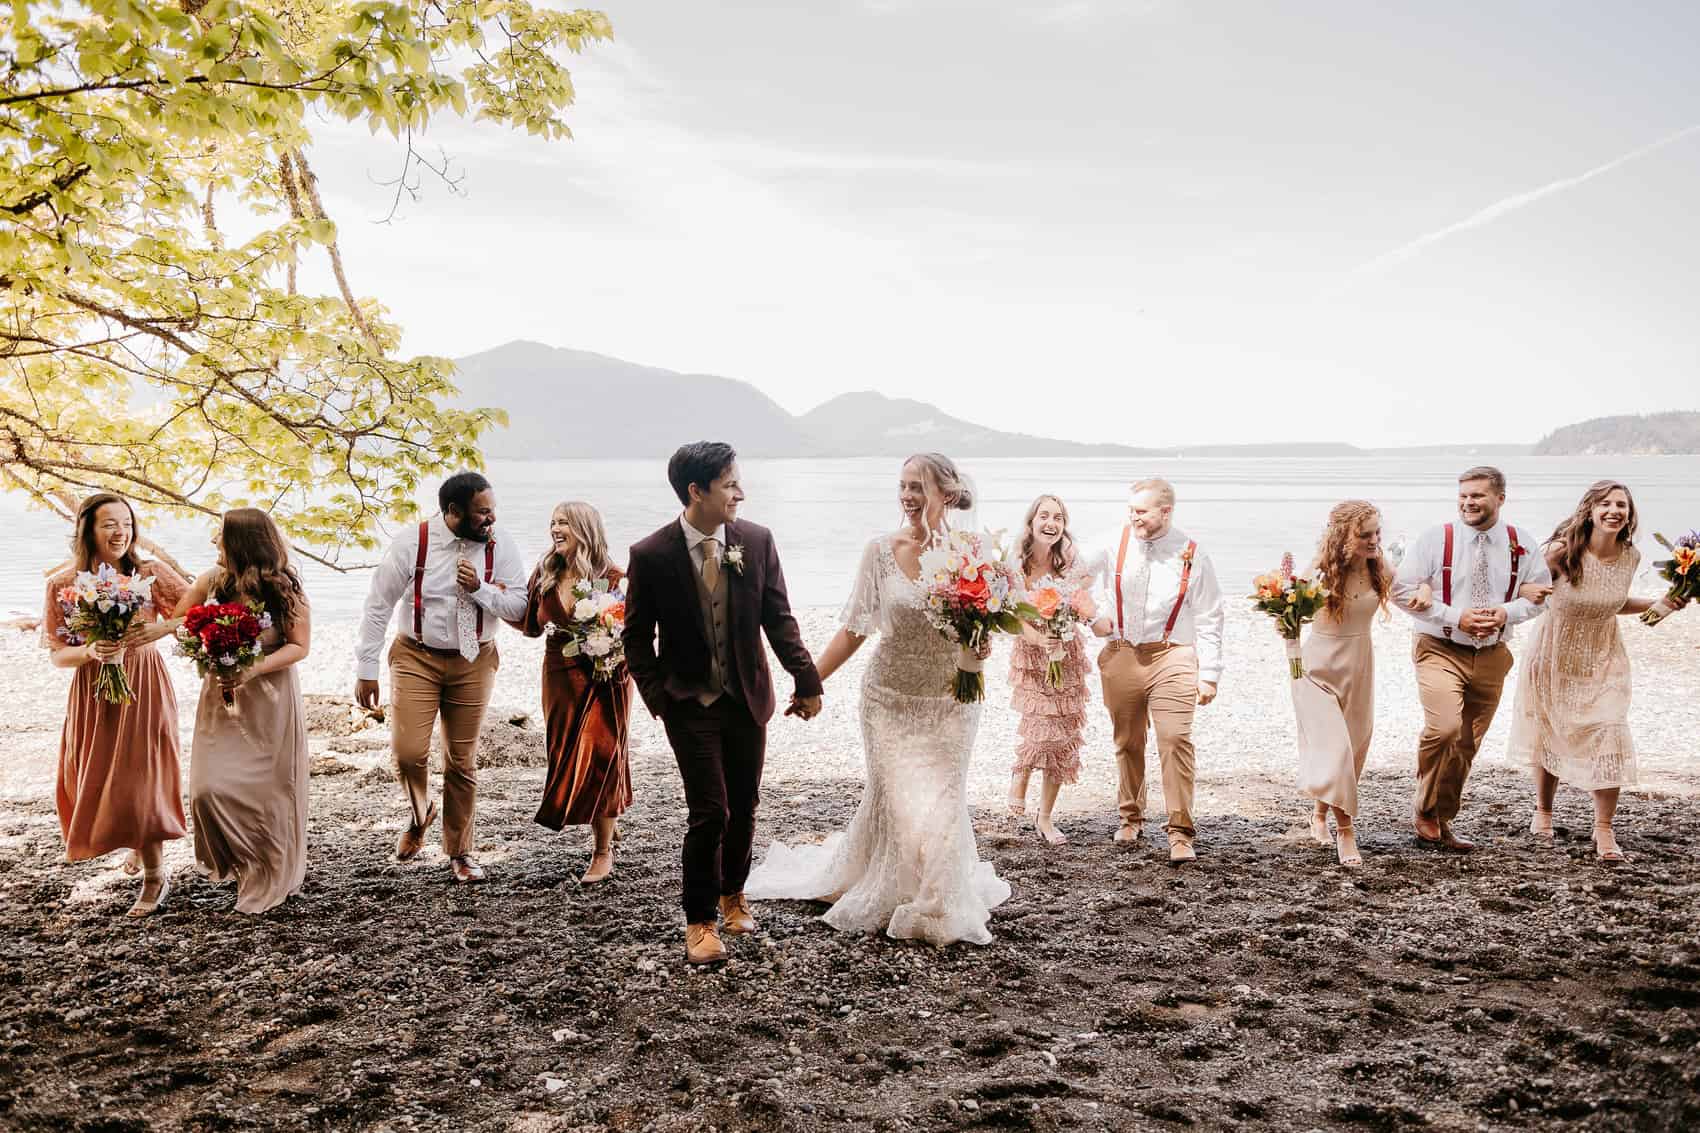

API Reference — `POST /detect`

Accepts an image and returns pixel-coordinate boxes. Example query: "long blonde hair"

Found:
[537,501,611,594]
[1312,499,1391,621]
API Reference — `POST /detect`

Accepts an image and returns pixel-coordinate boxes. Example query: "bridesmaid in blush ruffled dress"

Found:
[1006,495,1093,846]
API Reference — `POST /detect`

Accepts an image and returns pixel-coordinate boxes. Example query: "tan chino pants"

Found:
[1412,634,1512,825]
[388,636,499,856]
[1098,640,1198,836]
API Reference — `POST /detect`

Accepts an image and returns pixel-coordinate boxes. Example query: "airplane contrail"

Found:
[1350,122,1700,278]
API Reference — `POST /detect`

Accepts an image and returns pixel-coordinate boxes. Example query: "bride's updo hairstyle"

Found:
[904,452,974,513]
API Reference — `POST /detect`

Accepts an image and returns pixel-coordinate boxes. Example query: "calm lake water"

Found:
[5,455,1696,620]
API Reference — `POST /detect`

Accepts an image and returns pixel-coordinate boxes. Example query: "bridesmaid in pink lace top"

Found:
[1007,495,1094,845]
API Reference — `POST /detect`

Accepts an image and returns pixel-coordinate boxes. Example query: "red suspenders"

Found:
[413,522,496,641]
[1440,523,1523,640]
[1113,526,1196,644]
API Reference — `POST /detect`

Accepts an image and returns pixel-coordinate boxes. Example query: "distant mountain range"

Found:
[1533,411,1700,456]
[449,341,1669,459]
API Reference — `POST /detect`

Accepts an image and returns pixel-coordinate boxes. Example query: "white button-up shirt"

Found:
[1392,518,1551,649]
[1082,525,1226,685]
[680,515,726,579]
[355,515,529,679]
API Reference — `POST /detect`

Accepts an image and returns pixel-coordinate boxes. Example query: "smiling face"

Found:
[899,459,946,532]
[689,461,744,529]
[548,505,578,559]
[1028,497,1066,551]
[447,489,498,543]
[90,501,134,566]
[1350,511,1383,564]
[1128,489,1172,541]
[1456,478,1504,531]
[1590,487,1633,540]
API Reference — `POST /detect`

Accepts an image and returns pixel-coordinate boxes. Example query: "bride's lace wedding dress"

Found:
[746,535,1011,945]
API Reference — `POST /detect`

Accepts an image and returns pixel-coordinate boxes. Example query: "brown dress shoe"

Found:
[1113,822,1143,844]
[1437,824,1474,853]
[396,801,438,861]
[1168,830,1197,863]
[449,855,486,883]
[685,922,728,965]
[719,892,757,935]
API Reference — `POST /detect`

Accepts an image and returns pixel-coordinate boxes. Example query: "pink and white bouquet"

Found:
[55,564,155,704]
[176,601,272,708]
[1249,552,1329,679]
[554,577,628,681]
[1641,530,1698,626]
[919,531,1038,703]
[1025,577,1098,689]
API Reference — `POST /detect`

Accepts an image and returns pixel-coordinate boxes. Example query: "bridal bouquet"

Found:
[177,601,271,707]
[55,564,156,704]
[1249,552,1329,679]
[1026,578,1097,689]
[920,530,1037,703]
[1640,530,1698,626]
[555,577,628,681]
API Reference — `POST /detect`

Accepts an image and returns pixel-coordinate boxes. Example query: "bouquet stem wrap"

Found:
[955,644,986,703]
[1640,593,1681,627]
[95,648,133,705]
[1045,642,1067,690]
[1283,635,1304,680]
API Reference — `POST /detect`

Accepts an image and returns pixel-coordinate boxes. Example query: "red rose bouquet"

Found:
[176,601,272,707]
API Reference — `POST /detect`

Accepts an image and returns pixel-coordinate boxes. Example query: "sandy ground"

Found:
[1,607,1698,1131]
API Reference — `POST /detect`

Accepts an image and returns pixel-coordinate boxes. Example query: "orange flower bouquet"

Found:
[1249,552,1329,679]
[1027,578,1097,689]
[1640,531,1698,626]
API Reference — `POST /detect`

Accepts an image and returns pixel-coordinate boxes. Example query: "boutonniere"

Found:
[724,544,747,576]
[1179,543,1196,565]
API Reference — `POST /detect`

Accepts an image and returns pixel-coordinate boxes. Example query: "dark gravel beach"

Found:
[2,732,1697,1133]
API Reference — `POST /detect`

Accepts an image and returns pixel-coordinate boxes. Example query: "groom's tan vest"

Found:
[694,556,734,706]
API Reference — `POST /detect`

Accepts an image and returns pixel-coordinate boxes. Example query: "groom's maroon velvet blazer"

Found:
[622,517,822,725]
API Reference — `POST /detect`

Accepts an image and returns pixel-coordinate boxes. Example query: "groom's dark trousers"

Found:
[623,518,821,925]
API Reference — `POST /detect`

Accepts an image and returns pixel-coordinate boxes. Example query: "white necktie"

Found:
[456,559,480,661]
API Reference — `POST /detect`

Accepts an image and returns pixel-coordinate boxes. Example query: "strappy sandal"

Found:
[1335,822,1362,868]
[1529,808,1554,839]
[1593,825,1627,864]
[121,849,142,876]
[127,870,171,918]
[1309,809,1331,846]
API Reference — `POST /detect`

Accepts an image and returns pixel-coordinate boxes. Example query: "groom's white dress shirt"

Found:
[1392,518,1551,650]
[356,515,529,679]
[1081,525,1226,686]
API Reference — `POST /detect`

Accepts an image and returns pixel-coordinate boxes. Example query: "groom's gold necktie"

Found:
[701,537,721,590]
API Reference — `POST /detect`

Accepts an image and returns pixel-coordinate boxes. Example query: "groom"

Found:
[622,442,823,965]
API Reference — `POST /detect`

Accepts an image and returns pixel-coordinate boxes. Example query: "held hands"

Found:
[1457,607,1507,639]
[455,558,481,593]
[785,694,823,721]
[1197,681,1218,706]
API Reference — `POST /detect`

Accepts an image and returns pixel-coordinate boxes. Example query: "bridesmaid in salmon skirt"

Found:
[176,508,311,913]
[515,501,633,885]
[42,493,189,916]
[1291,501,1395,868]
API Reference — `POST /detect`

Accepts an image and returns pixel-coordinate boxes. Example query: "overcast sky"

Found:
[302,1,1700,448]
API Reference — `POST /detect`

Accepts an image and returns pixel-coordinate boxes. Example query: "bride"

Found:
[746,452,1012,945]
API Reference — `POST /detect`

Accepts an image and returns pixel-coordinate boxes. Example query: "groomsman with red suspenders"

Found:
[1088,478,1226,864]
[355,472,529,882]
[1393,466,1551,851]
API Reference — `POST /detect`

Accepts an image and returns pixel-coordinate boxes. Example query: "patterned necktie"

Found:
[1126,540,1155,638]
[700,537,721,590]
[456,558,480,661]
[1469,531,1493,638]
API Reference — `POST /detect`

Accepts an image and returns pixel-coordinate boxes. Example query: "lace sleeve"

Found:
[41,571,73,650]
[840,537,885,638]
[143,560,189,619]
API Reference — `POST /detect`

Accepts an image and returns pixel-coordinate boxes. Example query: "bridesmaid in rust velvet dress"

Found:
[515,501,633,885]
[42,493,189,916]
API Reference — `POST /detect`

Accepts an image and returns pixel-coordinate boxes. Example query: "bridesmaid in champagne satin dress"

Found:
[1291,501,1395,868]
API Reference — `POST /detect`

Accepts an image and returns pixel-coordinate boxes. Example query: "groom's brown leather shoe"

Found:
[685,922,728,965]
[1113,822,1142,844]
[1167,830,1197,863]
[719,893,757,935]
[396,801,437,861]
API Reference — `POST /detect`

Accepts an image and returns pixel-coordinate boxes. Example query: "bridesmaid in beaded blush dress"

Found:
[1291,501,1395,868]
[1006,495,1094,846]
[1508,481,1679,863]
